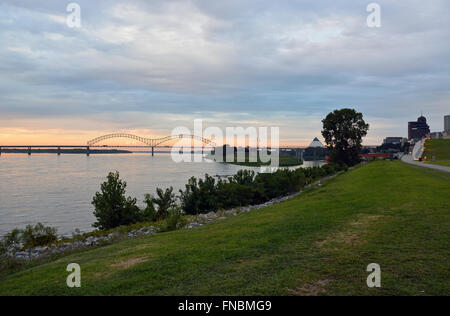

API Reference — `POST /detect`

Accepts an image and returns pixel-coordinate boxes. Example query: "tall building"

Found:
[408,115,430,140]
[445,115,450,132]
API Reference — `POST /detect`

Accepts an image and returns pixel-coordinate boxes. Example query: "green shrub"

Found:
[142,188,176,221]
[179,163,342,214]
[22,223,57,249]
[160,208,187,232]
[179,177,200,215]
[0,229,22,255]
[216,182,267,209]
[92,163,345,230]
[338,163,349,172]
[322,164,332,175]
[92,171,141,230]
[142,194,158,222]
[0,223,57,254]
[179,175,219,215]
[232,169,256,185]
[153,187,176,219]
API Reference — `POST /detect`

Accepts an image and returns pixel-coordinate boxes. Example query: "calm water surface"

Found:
[0,153,320,236]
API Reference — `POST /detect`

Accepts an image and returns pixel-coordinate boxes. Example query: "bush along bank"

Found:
[0,163,348,263]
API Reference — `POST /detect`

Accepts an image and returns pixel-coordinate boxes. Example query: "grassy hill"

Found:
[423,139,450,166]
[0,161,449,295]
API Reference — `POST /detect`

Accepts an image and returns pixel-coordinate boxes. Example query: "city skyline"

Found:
[1,113,449,147]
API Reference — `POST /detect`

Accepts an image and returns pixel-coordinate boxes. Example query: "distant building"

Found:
[445,115,450,132]
[378,137,408,154]
[408,115,430,140]
[430,132,443,139]
[308,137,325,148]
[303,137,327,161]
[430,131,450,140]
[383,137,404,145]
[429,115,450,139]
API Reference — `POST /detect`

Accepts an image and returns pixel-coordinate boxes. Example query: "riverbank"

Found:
[1,161,448,295]
[1,175,333,263]
[208,152,303,167]
[1,163,342,263]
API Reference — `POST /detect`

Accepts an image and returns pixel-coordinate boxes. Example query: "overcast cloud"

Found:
[1,0,449,145]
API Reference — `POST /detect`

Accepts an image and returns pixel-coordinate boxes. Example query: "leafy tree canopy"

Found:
[321,108,369,166]
[92,171,140,230]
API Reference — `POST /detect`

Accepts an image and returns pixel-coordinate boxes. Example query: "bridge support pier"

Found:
[28,147,31,155]
[152,146,154,156]
[86,146,90,156]
[57,147,61,156]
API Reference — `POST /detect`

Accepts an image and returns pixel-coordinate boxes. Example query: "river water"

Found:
[0,153,321,236]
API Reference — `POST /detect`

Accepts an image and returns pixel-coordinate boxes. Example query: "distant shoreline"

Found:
[1,149,132,154]
[206,153,304,167]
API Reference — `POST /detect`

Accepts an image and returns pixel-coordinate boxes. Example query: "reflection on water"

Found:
[0,153,323,236]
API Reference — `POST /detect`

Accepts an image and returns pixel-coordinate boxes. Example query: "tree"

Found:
[151,187,176,220]
[142,194,158,222]
[232,169,255,186]
[92,171,140,230]
[321,108,369,166]
[179,174,218,214]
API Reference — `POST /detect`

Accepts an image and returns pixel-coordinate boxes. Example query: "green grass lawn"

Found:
[423,139,450,166]
[0,161,449,296]
[428,161,450,167]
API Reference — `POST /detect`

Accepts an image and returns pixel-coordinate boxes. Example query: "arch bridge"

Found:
[87,133,216,156]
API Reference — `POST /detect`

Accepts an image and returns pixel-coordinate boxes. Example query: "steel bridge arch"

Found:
[87,133,216,147]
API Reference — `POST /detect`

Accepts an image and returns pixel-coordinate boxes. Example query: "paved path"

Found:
[401,155,450,173]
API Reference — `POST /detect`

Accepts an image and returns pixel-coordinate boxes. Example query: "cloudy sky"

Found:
[0,0,449,146]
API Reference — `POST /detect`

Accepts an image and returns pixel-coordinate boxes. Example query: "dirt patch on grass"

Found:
[316,214,385,248]
[389,202,416,211]
[131,244,158,251]
[287,277,334,296]
[110,257,148,269]
[92,257,150,278]
[316,231,361,247]
[349,214,383,226]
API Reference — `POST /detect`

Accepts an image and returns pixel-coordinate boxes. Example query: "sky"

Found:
[0,0,449,146]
